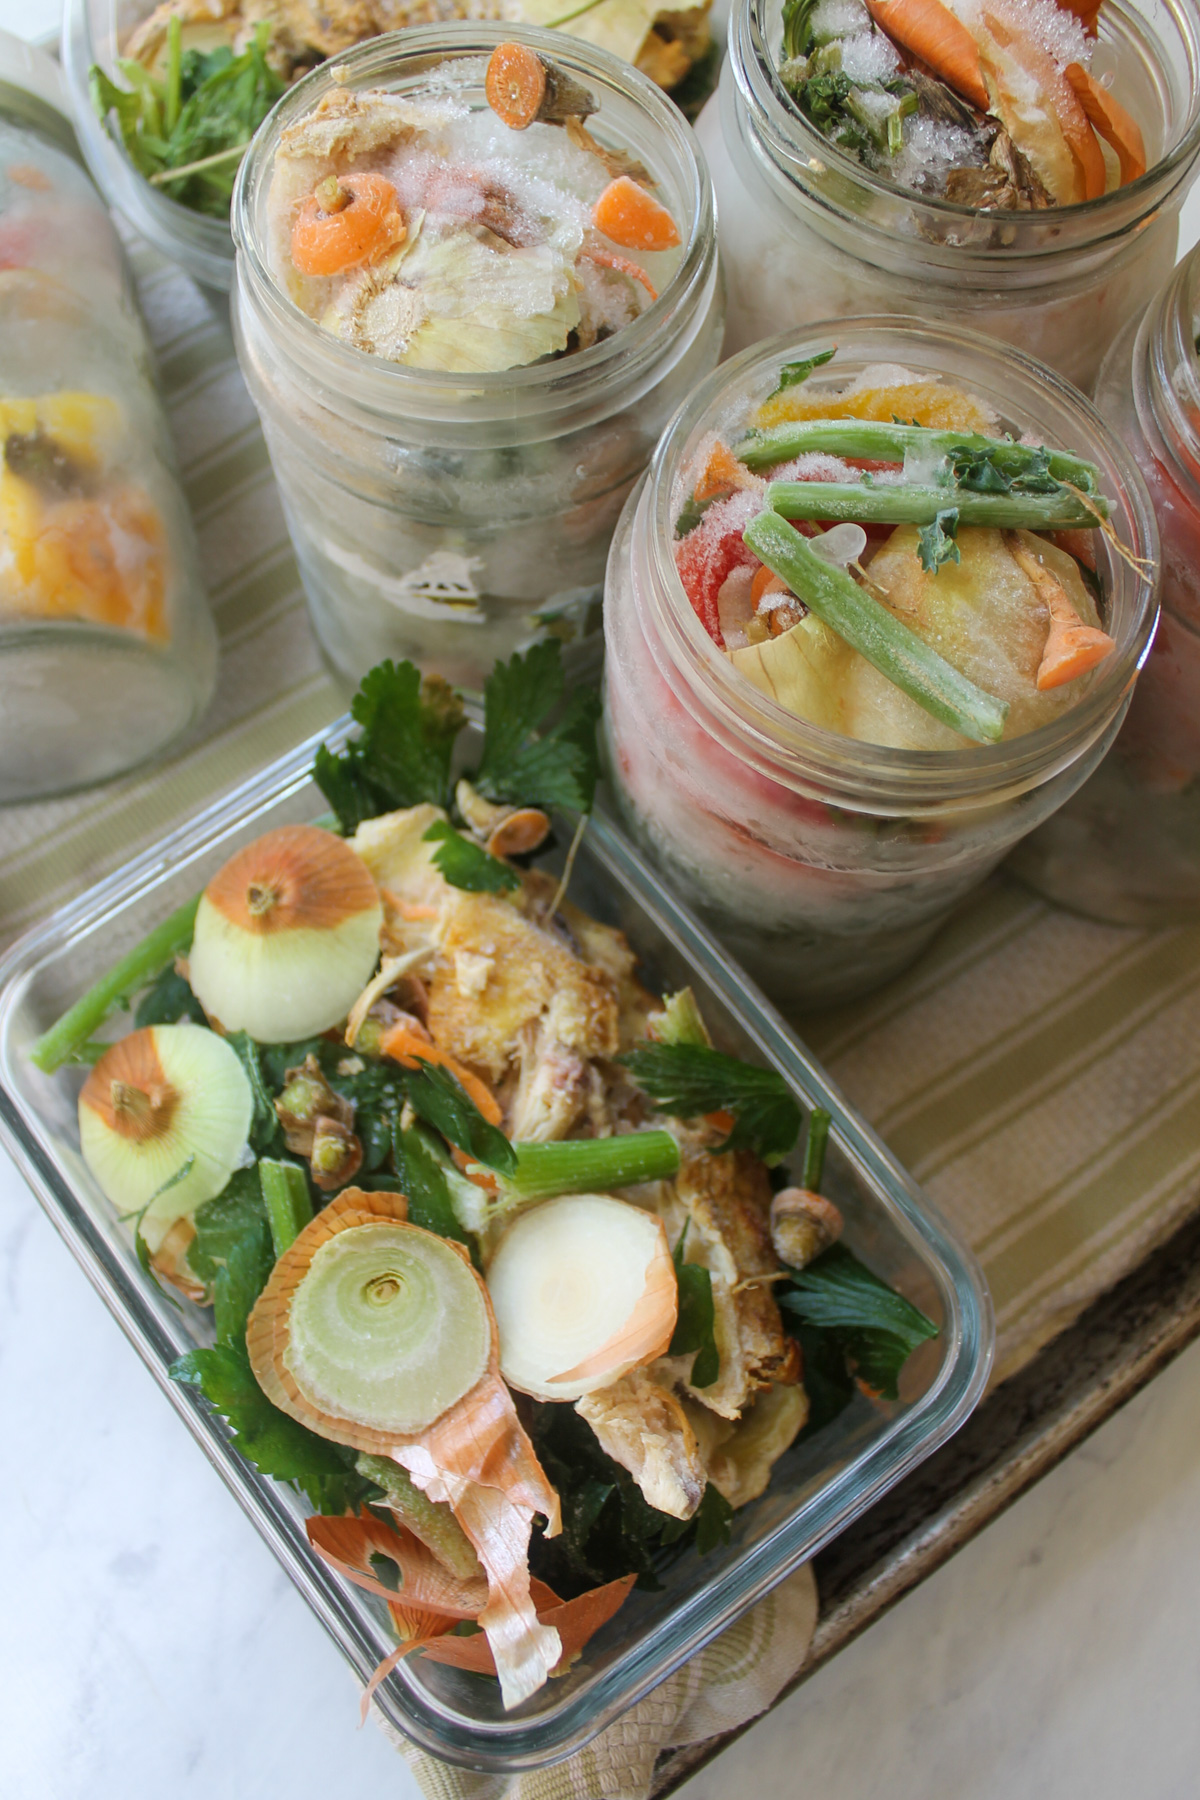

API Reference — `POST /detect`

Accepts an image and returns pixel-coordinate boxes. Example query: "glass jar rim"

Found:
[1137,244,1200,507]
[637,317,1160,811]
[232,22,715,420]
[728,0,1200,257]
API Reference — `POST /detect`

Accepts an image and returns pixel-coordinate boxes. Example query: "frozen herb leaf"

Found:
[669,1227,719,1387]
[619,1042,802,1163]
[949,445,1013,494]
[674,491,715,539]
[779,1243,938,1401]
[917,507,961,573]
[423,820,519,894]
[476,641,602,813]
[398,1061,518,1177]
[767,347,836,403]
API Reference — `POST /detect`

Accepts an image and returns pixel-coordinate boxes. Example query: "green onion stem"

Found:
[802,1107,831,1192]
[150,141,250,186]
[505,1130,680,1203]
[260,1159,313,1259]
[165,14,182,135]
[736,421,1101,491]
[763,479,1103,530]
[30,894,200,1074]
[743,511,1009,745]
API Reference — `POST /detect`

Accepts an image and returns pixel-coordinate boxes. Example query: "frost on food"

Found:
[778,0,1148,207]
[268,52,685,373]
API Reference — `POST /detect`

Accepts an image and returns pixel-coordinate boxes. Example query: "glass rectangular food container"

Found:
[0,725,993,1772]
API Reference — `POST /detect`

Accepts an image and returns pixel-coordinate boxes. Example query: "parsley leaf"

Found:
[948,445,1013,494]
[392,1125,475,1251]
[476,641,601,813]
[779,1244,939,1401]
[134,965,206,1028]
[313,661,464,832]
[692,1483,734,1555]
[397,1060,518,1177]
[917,507,961,574]
[171,1341,366,1511]
[187,1167,275,1346]
[422,820,519,894]
[766,347,836,403]
[618,1042,802,1164]
[225,1031,280,1154]
[669,1226,719,1386]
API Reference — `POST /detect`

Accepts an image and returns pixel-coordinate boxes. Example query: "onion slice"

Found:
[246,1188,565,1710]
[189,824,383,1042]
[419,1573,636,1677]
[487,1194,678,1403]
[78,1024,253,1253]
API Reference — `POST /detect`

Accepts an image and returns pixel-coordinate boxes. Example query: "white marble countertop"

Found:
[4,5,1200,1796]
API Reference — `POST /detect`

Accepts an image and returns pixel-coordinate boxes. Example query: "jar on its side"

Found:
[603,322,1157,1014]
[232,25,723,697]
[694,0,1200,392]
[0,35,216,804]
[1010,250,1200,923]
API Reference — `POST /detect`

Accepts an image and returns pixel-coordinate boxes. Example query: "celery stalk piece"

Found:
[504,1131,681,1204]
[260,1159,313,1259]
[653,987,711,1048]
[763,480,1103,531]
[802,1107,832,1192]
[735,420,1103,492]
[742,512,1010,745]
[30,894,201,1074]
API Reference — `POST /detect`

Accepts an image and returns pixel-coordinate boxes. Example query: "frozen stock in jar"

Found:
[0,31,215,804]
[602,320,1157,1013]
[695,0,1200,389]
[231,24,722,695]
[1011,245,1200,921]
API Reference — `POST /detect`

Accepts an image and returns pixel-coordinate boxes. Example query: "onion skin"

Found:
[189,825,383,1042]
[78,1024,253,1253]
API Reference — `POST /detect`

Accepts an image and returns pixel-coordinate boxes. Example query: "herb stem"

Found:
[763,480,1103,530]
[737,421,1102,492]
[30,894,200,1074]
[743,511,1009,744]
[260,1159,313,1259]
[504,1130,680,1203]
[150,141,250,186]
[802,1107,831,1192]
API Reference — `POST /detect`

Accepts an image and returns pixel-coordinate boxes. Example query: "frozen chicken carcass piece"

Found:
[350,803,453,942]
[576,1368,707,1518]
[682,1381,808,1508]
[659,1148,790,1420]
[426,887,620,1086]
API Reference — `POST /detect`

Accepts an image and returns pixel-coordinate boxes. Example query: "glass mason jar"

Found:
[232,24,724,696]
[0,31,216,804]
[1010,247,1200,923]
[603,320,1158,1014]
[694,0,1200,391]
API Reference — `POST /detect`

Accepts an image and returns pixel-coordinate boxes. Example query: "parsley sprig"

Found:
[618,1041,803,1164]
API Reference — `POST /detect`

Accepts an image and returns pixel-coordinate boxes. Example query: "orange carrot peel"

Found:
[1065,64,1148,185]
[865,0,989,110]
[693,442,764,505]
[1007,539,1116,689]
[380,1022,503,1125]
[592,175,681,253]
[581,246,658,301]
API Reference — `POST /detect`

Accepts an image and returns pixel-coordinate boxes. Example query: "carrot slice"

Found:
[290,172,405,277]
[693,442,761,504]
[750,564,789,607]
[593,176,681,253]
[1065,64,1147,185]
[381,1023,503,1125]
[486,42,546,130]
[866,0,989,110]
[1008,538,1116,690]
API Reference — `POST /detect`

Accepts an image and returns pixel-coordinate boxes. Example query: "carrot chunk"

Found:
[866,0,989,110]
[592,176,681,253]
[693,441,760,503]
[291,172,405,277]
[486,42,547,130]
[1065,63,1148,185]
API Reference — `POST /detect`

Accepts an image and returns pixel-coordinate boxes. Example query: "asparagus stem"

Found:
[743,511,1009,745]
[736,420,1102,492]
[506,1130,680,1202]
[802,1107,831,1192]
[764,480,1103,530]
[30,895,201,1074]
[260,1159,313,1259]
